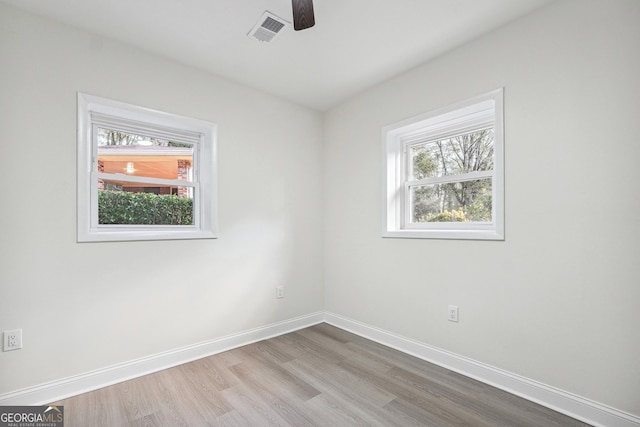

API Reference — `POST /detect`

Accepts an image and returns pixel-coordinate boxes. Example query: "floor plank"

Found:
[51,324,591,426]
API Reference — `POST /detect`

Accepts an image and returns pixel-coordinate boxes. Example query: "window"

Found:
[77,93,217,242]
[383,89,504,240]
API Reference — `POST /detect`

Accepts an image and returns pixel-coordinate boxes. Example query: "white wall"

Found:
[1,0,639,420]
[323,0,640,417]
[0,4,323,395]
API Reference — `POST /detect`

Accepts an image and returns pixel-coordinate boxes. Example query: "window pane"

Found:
[98,180,193,225]
[411,178,492,223]
[410,129,494,180]
[97,128,194,182]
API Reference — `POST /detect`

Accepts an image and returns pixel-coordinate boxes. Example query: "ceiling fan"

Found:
[291,0,315,31]
[247,0,315,42]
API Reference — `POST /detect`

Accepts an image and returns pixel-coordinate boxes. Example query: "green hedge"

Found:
[98,190,193,225]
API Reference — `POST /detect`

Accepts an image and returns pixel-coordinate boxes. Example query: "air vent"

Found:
[248,11,289,43]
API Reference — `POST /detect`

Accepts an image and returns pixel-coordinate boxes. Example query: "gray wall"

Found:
[323,0,640,416]
[0,3,324,395]
[1,0,639,419]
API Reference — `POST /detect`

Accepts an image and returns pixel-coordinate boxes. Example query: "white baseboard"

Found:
[2,311,638,427]
[324,311,640,427]
[0,312,324,406]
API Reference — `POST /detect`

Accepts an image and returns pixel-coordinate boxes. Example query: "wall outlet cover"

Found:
[3,329,23,351]
[448,305,459,322]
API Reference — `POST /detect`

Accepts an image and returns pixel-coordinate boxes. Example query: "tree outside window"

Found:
[383,88,503,240]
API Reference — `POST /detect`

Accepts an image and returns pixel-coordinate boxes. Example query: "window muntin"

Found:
[383,89,503,240]
[78,93,217,242]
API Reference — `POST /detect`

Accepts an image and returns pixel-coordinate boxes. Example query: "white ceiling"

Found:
[1,0,555,111]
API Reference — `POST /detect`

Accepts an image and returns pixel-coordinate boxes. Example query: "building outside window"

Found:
[77,93,217,242]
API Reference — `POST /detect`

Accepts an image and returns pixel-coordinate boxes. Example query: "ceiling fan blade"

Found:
[292,0,315,31]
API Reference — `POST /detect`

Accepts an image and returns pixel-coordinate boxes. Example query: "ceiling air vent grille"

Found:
[248,11,288,43]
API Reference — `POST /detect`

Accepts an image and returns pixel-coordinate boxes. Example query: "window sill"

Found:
[382,229,504,241]
[78,227,217,243]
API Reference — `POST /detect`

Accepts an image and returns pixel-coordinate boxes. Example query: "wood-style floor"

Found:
[51,324,590,426]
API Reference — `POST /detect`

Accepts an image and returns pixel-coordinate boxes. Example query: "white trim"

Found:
[95,172,197,188]
[1,311,637,427]
[77,92,218,242]
[407,169,493,187]
[324,312,640,427]
[382,88,504,241]
[0,312,324,406]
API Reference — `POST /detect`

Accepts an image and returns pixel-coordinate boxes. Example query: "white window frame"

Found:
[382,88,504,240]
[77,93,218,242]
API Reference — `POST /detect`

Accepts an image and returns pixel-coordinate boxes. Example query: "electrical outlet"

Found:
[448,305,459,322]
[276,286,284,299]
[3,329,23,351]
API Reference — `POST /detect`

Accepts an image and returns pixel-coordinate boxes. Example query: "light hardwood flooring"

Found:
[51,324,591,426]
